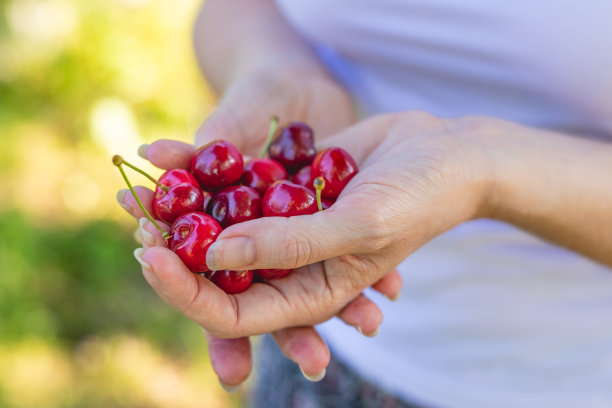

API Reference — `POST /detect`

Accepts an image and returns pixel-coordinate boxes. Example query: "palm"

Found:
[197,69,355,155]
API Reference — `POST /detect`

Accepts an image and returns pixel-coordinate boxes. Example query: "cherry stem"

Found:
[313,177,325,211]
[112,155,168,192]
[258,115,279,158]
[113,155,170,240]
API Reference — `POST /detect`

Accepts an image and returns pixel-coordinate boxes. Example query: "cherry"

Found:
[268,122,316,172]
[153,169,206,224]
[292,164,315,191]
[168,212,223,273]
[189,140,244,190]
[210,269,253,294]
[157,168,200,188]
[256,269,291,280]
[322,198,335,210]
[209,185,262,228]
[311,147,358,199]
[241,158,288,194]
[262,180,318,217]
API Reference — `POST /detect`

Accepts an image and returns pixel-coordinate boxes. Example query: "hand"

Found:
[131,111,492,333]
[121,184,401,387]
[120,64,402,388]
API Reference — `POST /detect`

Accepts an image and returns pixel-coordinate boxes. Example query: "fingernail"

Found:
[388,293,400,301]
[137,144,149,159]
[300,366,326,382]
[219,380,241,393]
[206,237,256,270]
[356,325,380,337]
[116,189,132,214]
[133,228,142,244]
[139,218,156,246]
[365,326,380,337]
[133,248,151,271]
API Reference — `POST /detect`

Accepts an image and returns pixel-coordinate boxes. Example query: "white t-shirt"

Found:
[275,1,612,407]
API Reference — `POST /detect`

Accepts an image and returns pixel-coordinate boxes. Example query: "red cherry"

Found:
[209,185,262,228]
[256,269,291,280]
[241,158,288,194]
[168,212,223,273]
[322,198,335,210]
[210,270,253,294]
[311,147,358,199]
[292,165,315,191]
[268,122,316,172]
[189,140,244,190]
[153,169,206,224]
[262,180,317,217]
[158,168,200,188]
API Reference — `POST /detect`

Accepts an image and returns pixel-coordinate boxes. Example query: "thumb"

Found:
[205,201,384,271]
[195,78,281,155]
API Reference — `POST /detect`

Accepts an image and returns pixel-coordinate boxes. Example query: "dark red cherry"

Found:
[256,269,291,280]
[262,180,317,217]
[189,140,244,190]
[311,147,358,199]
[168,212,223,273]
[268,122,316,172]
[209,185,262,228]
[322,198,335,210]
[292,165,315,191]
[241,158,288,194]
[210,270,253,294]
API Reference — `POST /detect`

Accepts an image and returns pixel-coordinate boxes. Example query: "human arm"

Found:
[122,0,397,389]
[137,111,612,342]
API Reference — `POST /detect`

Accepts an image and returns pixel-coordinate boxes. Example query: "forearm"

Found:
[193,0,329,92]
[482,119,612,265]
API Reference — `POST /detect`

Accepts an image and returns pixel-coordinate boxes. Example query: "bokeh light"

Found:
[0,0,244,406]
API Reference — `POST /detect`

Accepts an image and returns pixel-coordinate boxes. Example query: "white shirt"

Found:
[275,1,612,407]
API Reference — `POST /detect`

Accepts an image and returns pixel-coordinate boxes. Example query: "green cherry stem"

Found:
[258,115,279,158]
[113,155,170,240]
[313,176,325,212]
[114,155,168,192]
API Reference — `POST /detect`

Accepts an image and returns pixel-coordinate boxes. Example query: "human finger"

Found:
[138,139,196,170]
[271,326,330,382]
[205,331,252,391]
[336,294,382,337]
[371,269,402,301]
[116,186,155,219]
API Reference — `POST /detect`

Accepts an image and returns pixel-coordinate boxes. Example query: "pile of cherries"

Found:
[114,118,358,294]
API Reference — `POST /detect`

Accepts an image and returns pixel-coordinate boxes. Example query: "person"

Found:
[117,0,612,406]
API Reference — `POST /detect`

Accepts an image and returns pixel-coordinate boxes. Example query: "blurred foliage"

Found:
[0,0,245,406]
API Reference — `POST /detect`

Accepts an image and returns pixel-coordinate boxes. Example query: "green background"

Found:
[0,0,244,406]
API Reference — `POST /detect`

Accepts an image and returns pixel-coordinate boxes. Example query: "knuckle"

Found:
[359,210,391,252]
[281,230,314,269]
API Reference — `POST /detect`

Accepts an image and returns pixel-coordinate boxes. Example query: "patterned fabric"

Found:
[250,335,426,408]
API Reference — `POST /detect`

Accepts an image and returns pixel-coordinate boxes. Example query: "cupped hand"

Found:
[121,186,400,387]
[119,65,403,388]
[135,112,491,342]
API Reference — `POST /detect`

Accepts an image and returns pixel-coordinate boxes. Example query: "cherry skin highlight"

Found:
[168,212,223,273]
[241,158,288,194]
[210,270,253,294]
[268,122,316,172]
[209,185,262,228]
[158,168,200,188]
[262,180,318,217]
[311,147,358,199]
[189,140,244,190]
